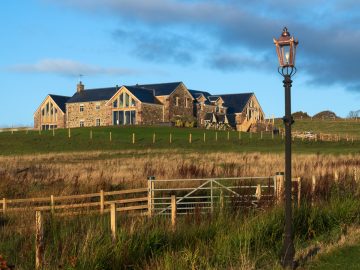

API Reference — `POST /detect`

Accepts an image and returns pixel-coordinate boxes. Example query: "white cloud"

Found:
[7,59,137,77]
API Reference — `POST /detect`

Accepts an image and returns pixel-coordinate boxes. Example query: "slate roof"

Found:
[67,87,118,103]
[208,96,220,102]
[205,113,216,122]
[49,94,70,113]
[188,89,211,99]
[219,93,253,114]
[226,114,236,126]
[216,114,227,123]
[124,86,157,104]
[134,82,182,96]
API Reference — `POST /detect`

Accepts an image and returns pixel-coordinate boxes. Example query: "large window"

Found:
[113,110,136,125]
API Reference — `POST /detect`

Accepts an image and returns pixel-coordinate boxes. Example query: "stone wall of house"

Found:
[34,103,67,129]
[140,103,164,124]
[155,96,169,122]
[66,100,111,128]
[168,84,194,121]
[34,110,40,129]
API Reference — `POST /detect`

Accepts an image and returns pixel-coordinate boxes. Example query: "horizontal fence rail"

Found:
[0,188,148,215]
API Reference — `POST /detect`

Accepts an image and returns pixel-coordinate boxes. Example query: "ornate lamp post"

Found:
[273,27,299,268]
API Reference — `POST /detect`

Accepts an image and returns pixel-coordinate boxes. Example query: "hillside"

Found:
[313,110,340,119]
[292,111,311,119]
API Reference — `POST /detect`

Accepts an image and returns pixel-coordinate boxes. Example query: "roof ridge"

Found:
[136,81,182,86]
[49,94,71,98]
[217,92,254,96]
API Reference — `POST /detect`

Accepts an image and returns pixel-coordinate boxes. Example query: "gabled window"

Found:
[80,105,84,112]
[131,98,136,107]
[119,93,124,107]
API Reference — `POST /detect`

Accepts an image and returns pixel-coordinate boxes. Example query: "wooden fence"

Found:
[1,188,148,215]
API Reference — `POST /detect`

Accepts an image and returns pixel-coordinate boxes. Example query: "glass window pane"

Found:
[130,110,136,124]
[125,93,129,107]
[119,111,124,125]
[131,98,136,107]
[119,94,124,107]
[125,111,131,124]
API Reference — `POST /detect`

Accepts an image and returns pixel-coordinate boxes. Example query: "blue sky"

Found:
[1,0,360,127]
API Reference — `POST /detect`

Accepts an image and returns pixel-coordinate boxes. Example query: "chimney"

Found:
[77,81,84,93]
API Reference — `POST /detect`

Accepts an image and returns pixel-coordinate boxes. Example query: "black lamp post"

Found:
[273,27,299,268]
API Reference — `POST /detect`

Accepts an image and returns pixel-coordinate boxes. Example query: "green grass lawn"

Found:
[307,243,360,270]
[275,118,360,137]
[0,125,359,155]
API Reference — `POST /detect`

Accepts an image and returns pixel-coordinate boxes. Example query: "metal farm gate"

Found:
[147,177,279,216]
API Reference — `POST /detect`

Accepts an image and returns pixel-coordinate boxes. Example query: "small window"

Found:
[95,103,100,110]
[80,120,84,127]
[96,118,101,126]
[175,97,179,106]
[80,105,84,112]
[185,98,188,108]
[119,94,124,107]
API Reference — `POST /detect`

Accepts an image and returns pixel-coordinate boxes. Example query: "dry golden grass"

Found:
[0,149,359,199]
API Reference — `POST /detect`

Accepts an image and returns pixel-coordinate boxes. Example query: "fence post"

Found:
[311,175,316,206]
[110,132,112,142]
[90,130,93,140]
[110,203,117,242]
[52,128,55,137]
[238,131,241,140]
[275,172,284,204]
[171,195,176,231]
[35,211,44,270]
[227,131,230,141]
[261,131,263,140]
[255,184,262,201]
[334,171,339,183]
[169,133,172,144]
[189,133,192,144]
[355,168,358,183]
[50,195,55,213]
[215,132,218,142]
[132,133,135,144]
[210,179,214,213]
[147,176,155,217]
[2,198,6,214]
[220,190,224,211]
[203,132,206,143]
[68,128,71,139]
[297,177,301,206]
[100,190,104,214]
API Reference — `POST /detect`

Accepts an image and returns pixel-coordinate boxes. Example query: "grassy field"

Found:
[2,191,360,269]
[275,118,360,137]
[0,125,360,155]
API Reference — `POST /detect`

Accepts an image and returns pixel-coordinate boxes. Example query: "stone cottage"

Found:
[34,81,265,131]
